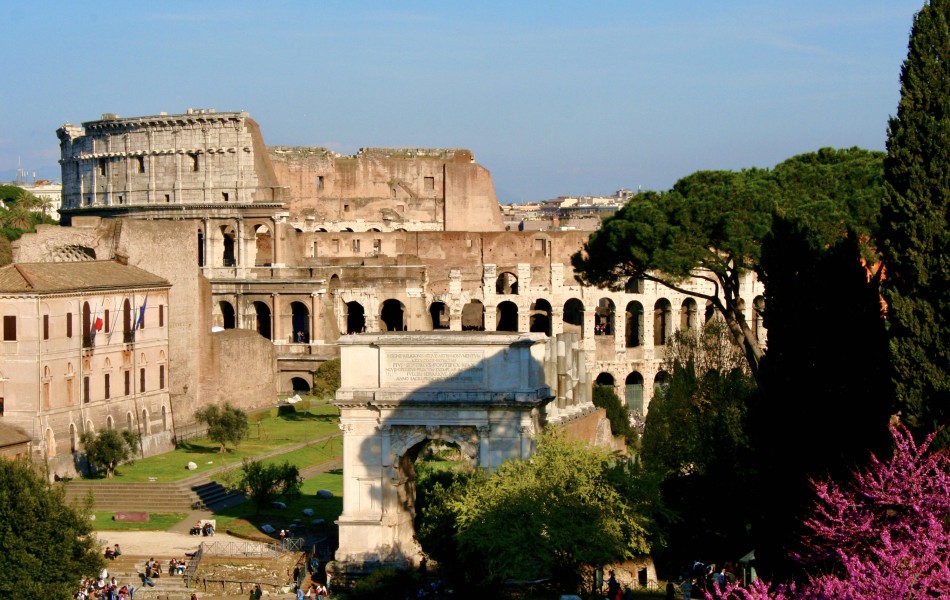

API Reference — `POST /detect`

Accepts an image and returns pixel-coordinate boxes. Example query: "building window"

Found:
[137,156,145,173]
[66,379,74,406]
[424,176,434,191]
[0,396,3,415]
[3,316,15,341]
[117,195,124,204]
[104,373,110,400]
[140,368,145,393]
[83,376,90,403]
[332,239,340,253]
[159,365,165,389]
[99,159,106,176]
[159,305,164,327]
[66,313,73,338]
[373,239,381,253]
[104,309,111,333]
[124,370,131,396]
[43,314,49,340]
[312,242,318,258]
[222,192,229,202]
[164,194,171,203]
[316,175,324,191]
[190,154,200,172]
[352,239,360,252]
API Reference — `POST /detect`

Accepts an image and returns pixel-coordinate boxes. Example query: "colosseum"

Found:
[9,108,764,458]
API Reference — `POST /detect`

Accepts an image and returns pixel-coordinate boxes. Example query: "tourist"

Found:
[606,570,621,600]
[105,546,114,560]
[113,543,122,559]
[680,578,693,600]
[315,582,328,599]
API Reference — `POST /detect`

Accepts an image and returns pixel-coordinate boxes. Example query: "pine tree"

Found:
[880,0,950,436]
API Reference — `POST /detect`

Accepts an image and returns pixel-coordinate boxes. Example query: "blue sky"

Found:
[0,1,923,203]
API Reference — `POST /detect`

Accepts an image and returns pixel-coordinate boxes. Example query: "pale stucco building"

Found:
[0,260,172,475]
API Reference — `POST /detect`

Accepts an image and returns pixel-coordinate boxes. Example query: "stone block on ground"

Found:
[114,512,149,522]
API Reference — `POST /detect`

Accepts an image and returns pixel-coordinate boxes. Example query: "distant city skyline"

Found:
[0,1,923,203]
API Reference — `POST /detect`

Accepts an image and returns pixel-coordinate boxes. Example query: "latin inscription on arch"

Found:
[383,350,485,387]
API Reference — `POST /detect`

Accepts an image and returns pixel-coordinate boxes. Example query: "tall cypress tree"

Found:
[881,0,950,437]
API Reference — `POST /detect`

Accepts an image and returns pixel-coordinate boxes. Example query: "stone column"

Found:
[310,292,320,344]
[272,216,282,267]
[271,293,280,342]
[236,218,246,271]
[484,305,497,331]
[478,425,491,468]
[552,306,564,336]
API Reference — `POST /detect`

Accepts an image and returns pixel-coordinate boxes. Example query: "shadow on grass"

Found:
[214,494,344,542]
[278,412,337,423]
[176,441,225,454]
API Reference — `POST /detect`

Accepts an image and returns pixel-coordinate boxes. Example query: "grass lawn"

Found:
[95,402,340,483]
[213,469,344,541]
[91,512,189,531]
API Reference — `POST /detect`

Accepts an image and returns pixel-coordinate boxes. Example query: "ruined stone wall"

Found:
[207,329,277,412]
[269,147,504,233]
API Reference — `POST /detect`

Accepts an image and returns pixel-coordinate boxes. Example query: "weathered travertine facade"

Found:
[330,331,601,579]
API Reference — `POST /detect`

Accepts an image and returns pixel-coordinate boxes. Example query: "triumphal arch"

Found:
[329,330,595,580]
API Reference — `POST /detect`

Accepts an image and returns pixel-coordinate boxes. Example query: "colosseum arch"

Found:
[625,301,644,348]
[595,298,615,336]
[563,298,585,337]
[253,301,272,339]
[429,301,449,330]
[495,301,518,332]
[680,298,698,332]
[461,300,484,331]
[654,299,673,346]
[625,372,644,415]
[381,299,406,332]
[346,301,366,334]
[496,271,519,295]
[529,299,552,336]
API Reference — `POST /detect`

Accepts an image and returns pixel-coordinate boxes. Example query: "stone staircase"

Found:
[64,478,242,511]
[101,555,193,599]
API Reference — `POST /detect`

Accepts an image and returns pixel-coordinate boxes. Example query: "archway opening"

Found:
[529,299,552,336]
[429,302,449,330]
[595,372,615,386]
[496,272,519,295]
[625,277,644,294]
[221,226,236,267]
[496,301,518,332]
[219,300,236,329]
[381,299,406,332]
[461,300,485,331]
[563,298,585,337]
[290,377,312,394]
[595,298,615,336]
[625,372,644,416]
[291,301,310,342]
[654,299,673,346]
[625,301,644,348]
[253,301,272,339]
[346,301,366,334]
[681,298,698,331]
[254,224,273,267]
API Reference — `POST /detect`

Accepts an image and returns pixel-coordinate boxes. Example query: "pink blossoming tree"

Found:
[708,425,950,599]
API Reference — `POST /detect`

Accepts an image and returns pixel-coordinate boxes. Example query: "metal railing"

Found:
[183,543,204,587]
[200,538,301,558]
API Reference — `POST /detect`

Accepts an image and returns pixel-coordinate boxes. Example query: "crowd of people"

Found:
[666,561,740,600]
[74,568,134,599]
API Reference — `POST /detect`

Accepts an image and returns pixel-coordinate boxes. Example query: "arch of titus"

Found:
[329,330,600,580]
